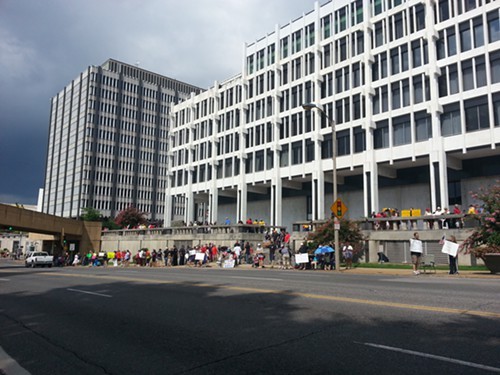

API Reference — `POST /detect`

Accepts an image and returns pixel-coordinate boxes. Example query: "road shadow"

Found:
[0,269,499,375]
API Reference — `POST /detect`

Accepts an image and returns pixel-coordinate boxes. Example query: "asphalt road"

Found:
[1,262,499,375]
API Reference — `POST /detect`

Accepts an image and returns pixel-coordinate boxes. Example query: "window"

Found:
[353,94,362,120]
[266,149,273,169]
[493,93,500,126]
[392,82,401,110]
[337,130,350,156]
[490,51,500,83]
[280,145,289,167]
[447,27,457,56]
[321,133,333,159]
[473,17,484,48]
[460,22,471,52]
[449,63,459,94]
[306,139,315,162]
[488,11,500,43]
[255,151,264,172]
[462,59,474,91]
[391,47,400,75]
[393,115,411,146]
[415,111,432,141]
[322,15,332,39]
[225,158,233,177]
[354,126,366,153]
[375,21,384,47]
[465,96,489,132]
[374,120,389,149]
[245,154,253,173]
[402,79,410,107]
[476,56,486,87]
[440,102,461,136]
[292,141,302,165]
[437,31,446,60]
[438,0,450,22]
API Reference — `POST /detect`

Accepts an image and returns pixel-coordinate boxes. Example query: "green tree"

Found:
[114,206,147,228]
[307,219,365,255]
[81,207,101,221]
[461,181,500,259]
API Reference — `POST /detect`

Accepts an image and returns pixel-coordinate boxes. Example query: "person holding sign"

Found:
[409,232,423,275]
[441,235,459,275]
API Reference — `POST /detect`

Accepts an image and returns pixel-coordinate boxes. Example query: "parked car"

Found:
[25,252,54,268]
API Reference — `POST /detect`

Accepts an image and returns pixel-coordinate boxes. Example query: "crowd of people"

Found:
[370,203,482,231]
[70,236,356,272]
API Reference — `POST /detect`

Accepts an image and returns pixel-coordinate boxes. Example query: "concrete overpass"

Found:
[0,204,101,253]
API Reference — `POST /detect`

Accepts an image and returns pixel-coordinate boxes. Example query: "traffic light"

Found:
[8,226,13,231]
[336,200,342,217]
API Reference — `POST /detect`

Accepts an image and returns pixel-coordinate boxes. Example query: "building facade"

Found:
[167,0,500,230]
[42,59,202,220]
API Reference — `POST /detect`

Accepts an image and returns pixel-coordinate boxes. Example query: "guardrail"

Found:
[292,214,482,234]
[102,224,287,237]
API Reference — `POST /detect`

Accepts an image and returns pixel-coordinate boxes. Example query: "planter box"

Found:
[484,254,500,274]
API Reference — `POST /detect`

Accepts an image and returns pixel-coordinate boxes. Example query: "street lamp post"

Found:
[302,103,340,272]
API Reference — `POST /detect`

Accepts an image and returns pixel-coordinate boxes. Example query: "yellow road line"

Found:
[42,272,500,319]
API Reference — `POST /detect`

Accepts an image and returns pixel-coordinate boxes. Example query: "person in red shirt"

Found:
[211,244,218,262]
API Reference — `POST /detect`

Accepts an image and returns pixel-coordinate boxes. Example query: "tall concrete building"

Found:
[167,0,500,230]
[42,59,202,220]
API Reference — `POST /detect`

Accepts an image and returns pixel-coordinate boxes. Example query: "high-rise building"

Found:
[42,59,202,220]
[167,0,500,230]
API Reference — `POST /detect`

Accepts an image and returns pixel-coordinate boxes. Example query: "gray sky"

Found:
[0,0,320,205]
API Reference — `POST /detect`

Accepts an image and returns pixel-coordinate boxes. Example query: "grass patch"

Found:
[352,263,488,272]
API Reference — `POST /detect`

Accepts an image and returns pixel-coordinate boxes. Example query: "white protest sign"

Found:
[195,253,205,261]
[409,239,423,253]
[189,250,196,256]
[441,240,459,257]
[223,259,235,268]
[295,253,309,264]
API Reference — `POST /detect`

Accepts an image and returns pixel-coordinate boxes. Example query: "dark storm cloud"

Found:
[0,0,319,205]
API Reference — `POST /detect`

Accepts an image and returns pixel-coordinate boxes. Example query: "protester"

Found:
[409,232,423,275]
[448,235,459,275]
[342,242,353,270]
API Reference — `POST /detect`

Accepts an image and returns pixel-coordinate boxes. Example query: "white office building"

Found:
[167,0,500,230]
[42,59,202,220]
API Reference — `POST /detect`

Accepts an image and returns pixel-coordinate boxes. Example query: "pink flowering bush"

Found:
[461,182,500,260]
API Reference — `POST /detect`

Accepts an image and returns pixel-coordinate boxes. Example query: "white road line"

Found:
[359,342,500,373]
[0,278,10,281]
[67,288,112,298]
[229,276,283,281]
[0,346,31,375]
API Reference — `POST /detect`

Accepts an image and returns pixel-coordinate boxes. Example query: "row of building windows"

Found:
[436,13,499,60]
[436,0,494,24]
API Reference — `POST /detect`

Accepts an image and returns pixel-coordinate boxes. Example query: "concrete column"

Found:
[363,169,370,217]
[209,187,218,225]
[164,176,172,227]
[437,152,449,209]
[238,182,248,223]
[272,177,283,226]
[185,172,194,224]
[370,163,379,214]
[429,159,437,211]
[368,240,379,264]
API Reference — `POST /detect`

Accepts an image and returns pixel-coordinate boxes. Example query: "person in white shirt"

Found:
[233,242,242,266]
[409,232,423,275]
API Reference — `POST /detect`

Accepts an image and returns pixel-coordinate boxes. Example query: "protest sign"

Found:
[295,253,309,264]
